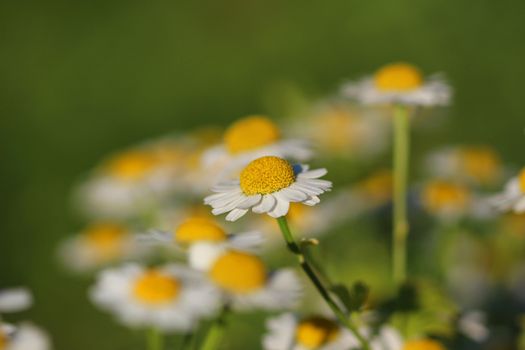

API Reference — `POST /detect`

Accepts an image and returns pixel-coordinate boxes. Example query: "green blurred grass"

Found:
[1,1,525,349]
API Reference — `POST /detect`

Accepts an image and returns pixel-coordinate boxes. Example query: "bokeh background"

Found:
[1,1,525,349]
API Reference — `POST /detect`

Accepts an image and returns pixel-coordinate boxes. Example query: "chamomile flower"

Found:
[287,103,390,158]
[138,216,264,270]
[58,222,149,273]
[0,288,32,314]
[75,143,184,219]
[204,156,332,221]
[425,146,503,187]
[202,116,312,185]
[490,167,525,213]
[191,248,301,310]
[341,62,451,106]
[0,323,51,350]
[89,264,221,332]
[420,179,472,221]
[262,313,358,350]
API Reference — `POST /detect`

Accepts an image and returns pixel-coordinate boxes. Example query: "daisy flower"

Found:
[490,167,525,213]
[287,103,390,159]
[204,156,332,221]
[402,339,446,350]
[75,142,185,219]
[201,115,312,185]
[420,179,472,221]
[58,222,149,273]
[341,62,451,106]
[0,288,32,314]
[425,146,503,187]
[262,313,359,350]
[190,247,301,311]
[89,263,221,332]
[0,323,51,350]
[138,216,264,270]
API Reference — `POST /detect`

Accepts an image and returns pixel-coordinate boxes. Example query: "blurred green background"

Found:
[1,1,525,349]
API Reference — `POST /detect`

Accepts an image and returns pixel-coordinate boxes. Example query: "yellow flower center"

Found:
[374,63,423,91]
[224,116,281,154]
[460,147,501,184]
[403,339,446,350]
[422,180,470,213]
[295,316,340,348]
[359,169,393,203]
[0,330,7,350]
[106,150,159,181]
[84,222,127,259]
[133,269,181,305]
[209,250,267,293]
[519,168,525,193]
[175,217,227,244]
[240,156,295,195]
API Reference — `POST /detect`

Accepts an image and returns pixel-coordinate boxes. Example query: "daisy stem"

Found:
[276,216,370,350]
[392,105,411,286]
[200,307,228,350]
[147,327,163,350]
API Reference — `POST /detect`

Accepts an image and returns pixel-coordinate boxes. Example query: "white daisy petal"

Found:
[268,193,290,218]
[0,288,33,313]
[237,194,263,209]
[303,196,321,206]
[253,195,277,214]
[297,168,327,179]
[226,208,249,221]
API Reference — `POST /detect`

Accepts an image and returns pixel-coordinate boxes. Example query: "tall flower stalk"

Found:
[392,105,411,286]
[147,327,163,350]
[276,217,370,350]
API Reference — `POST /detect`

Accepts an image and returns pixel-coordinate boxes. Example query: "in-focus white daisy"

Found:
[205,156,332,221]
[137,216,264,270]
[0,323,51,350]
[0,288,32,314]
[425,146,503,187]
[89,263,221,332]
[286,103,390,159]
[75,143,185,219]
[58,222,149,273]
[262,313,359,350]
[490,167,525,213]
[202,115,312,186]
[341,62,451,106]
[191,248,301,311]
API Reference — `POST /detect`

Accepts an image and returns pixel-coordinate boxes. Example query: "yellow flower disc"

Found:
[403,339,446,350]
[106,150,159,181]
[295,316,340,348]
[460,147,501,184]
[209,250,267,293]
[84,222,127,258]
[422,180,470,214]
[519,168,525,193]
[0,330,7,350]
[359,169,393,203]
[374,63,423,91]
[224,116,281,154]
[133,269,180,305]
[240,156,295,195]
[175,217,227,244]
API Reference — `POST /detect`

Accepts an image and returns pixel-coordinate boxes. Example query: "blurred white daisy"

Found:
[75,144,184,219]
[420,179,472,221]
[0,288,32,314]
[286,103,390,159]
[192,248,301,311]
[202,115,312,185]
[425,146,503,187]
[0,323,51,350]
[89,263,221,332]
[262,313,358,350]
[490,167,525,213]
[204,156,332,221]
[366,326,403,350]
[58,222,149,273]
[457,310,489,343]
[341,62,451,106]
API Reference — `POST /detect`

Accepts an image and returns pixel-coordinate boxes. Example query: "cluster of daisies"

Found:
[16,61,519,349]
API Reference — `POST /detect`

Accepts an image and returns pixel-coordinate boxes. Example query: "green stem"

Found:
[200,308,228,350]
[392,105,411,286]
[276,216,370,350]
[147,327,163,350]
